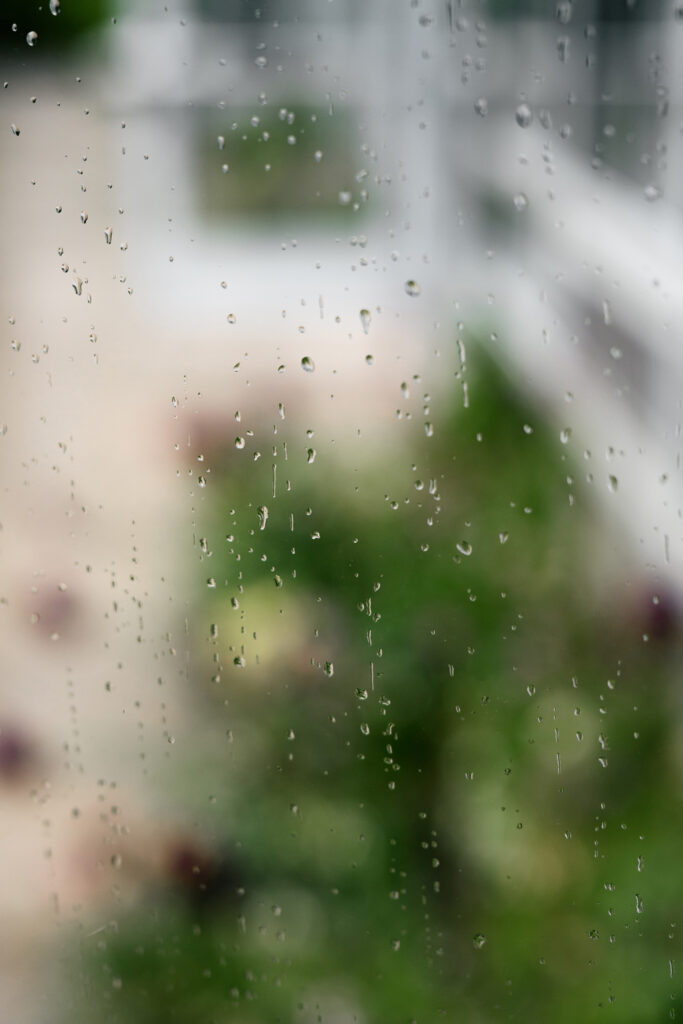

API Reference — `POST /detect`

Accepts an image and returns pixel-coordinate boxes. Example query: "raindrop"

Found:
[560,428,572,444]
[257,505,269,530]
[608,475,618,493]
[513,192,529,212]
[104,226,113,245]
[10,124,20,136]
[323,661,334,677]
[301,356,315,372]
[644,183,661,202]
[314,149,323,162]
[456,540,473,556]
[26,31,38,47]
[360,722,370,736]
[555,1,573,24]
[72,277,83,295]
[515,102,532,128]
[499,531,509,544]
[217,135,225,150]
[404,279,421,297]
[234,436,245,449]
[306,448,316,464]
[473,933,486,950]
[207,577,216,588]
[474,97,488,117]
[274,574,283,588]
[360,308,371,334]
[365,354,374,365]
[80,210,88,224]
[49,0,60,13]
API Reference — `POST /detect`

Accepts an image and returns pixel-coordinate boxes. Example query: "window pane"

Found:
[1,2,679,1022]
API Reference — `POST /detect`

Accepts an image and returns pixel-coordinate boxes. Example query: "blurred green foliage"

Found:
[196,106,360,222]
[0,0,110,53]
[74,342,683,1023]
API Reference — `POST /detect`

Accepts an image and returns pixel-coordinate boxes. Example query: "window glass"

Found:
[1,2,680,1023]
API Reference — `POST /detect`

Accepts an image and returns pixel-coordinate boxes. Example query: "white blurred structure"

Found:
[104,0,683,598]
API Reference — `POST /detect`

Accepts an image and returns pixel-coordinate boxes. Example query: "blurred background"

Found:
[2,1,683,1022]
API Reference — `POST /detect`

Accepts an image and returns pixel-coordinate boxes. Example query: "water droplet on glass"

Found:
[360,308,371,334]
[365,354,374,365]
[10,123,20,136]
[207,577,216,588]
[314,149,323,162]
[456,540,473,556]
[608,475,618,493]
[405,279,421,297]
[499,531,509,544]
[644,183,661,202]
[307,448,316,464]
[360,722,370,736]
[338,190,352,206]
[555,1,573,24]
[80,210,88,224]
[104,226,113,245]
[323,661,334,677]
[473,933,486,950]
[560,427,572,444]
[301,356,315,372]
[355,688,368,701]
[474,97,488,117]
[515,102,532,128]
[274,574,283,588]
[513,192,529,212]
[217,135,225,150]
[49,0,60,13]
[234,436,245,450]
[26,31,38,47]
[72,276,83,295]
[257,505,269,530]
